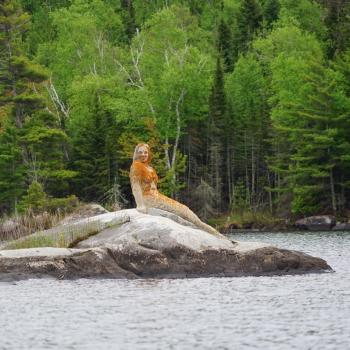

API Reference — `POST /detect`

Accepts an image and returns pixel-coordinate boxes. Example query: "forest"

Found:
[1,0,350,223]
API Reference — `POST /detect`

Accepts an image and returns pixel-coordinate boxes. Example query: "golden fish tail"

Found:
[144,193,220,236]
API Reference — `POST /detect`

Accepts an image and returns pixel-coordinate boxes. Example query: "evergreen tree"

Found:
[0,0,46,212]
[19,0,71,55]
[226,53,270,211]
[0,0,74,213]
[320,0,350,57]
[262,0,280,27]
[217,19,234,72]
[0,124,25,213]
[18,180,47,214]
[234,0,263,56]
[208,57,227,210]
[272,60,350,214]
[120,0,137,43]
[71,93,119,203]
[21,110,76,196]
[329,50,350,210]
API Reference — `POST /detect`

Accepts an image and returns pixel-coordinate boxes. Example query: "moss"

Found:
[6,235,56,250]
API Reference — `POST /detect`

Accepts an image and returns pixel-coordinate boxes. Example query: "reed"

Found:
[0,211,65,242]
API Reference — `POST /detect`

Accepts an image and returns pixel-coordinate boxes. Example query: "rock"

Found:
[0,209,332,281]
[1,212,130,250]
[332,222,350,231]
[221,222,242,233]
[295,215,336,231]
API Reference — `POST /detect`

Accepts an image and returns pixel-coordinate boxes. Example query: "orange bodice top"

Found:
[130,160,159,195]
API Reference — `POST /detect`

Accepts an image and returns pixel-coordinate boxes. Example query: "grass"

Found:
[208,210,286,232]
[2,215,129,250]
[0,211,66,242]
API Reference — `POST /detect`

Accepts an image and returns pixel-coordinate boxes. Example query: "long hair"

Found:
[133,143,152,162]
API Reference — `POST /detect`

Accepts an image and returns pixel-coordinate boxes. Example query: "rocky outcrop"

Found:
[0,209,332,281]
[295,215,336,231]
[332,222,350,231]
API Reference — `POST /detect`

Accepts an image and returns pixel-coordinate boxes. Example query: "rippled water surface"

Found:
[1,231,350,350]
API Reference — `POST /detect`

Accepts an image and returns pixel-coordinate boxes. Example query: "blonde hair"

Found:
[133,143,152,162]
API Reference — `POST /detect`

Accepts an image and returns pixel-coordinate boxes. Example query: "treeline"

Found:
[1,0,350,219]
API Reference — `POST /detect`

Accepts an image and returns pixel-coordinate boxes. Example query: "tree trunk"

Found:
[330,168,337,213]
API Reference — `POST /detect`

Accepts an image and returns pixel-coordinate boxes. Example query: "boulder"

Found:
[0,209,331,281]
[332,222,350,231]
[295,215,336,231]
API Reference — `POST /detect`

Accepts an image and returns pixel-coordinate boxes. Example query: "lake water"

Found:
[1,231,350,350]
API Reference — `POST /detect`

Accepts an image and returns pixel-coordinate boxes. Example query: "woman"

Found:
[129,143,220,236]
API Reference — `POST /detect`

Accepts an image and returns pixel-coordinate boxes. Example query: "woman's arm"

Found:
[131,180,148,214]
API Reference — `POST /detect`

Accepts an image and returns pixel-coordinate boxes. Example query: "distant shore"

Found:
[209,212,350,233]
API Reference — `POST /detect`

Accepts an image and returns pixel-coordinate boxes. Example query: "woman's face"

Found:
[137,145,149,163]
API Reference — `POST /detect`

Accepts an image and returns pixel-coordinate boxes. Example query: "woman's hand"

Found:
[137,206,148,214]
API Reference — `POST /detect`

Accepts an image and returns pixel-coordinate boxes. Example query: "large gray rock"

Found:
[295,215,336,231]
[0,209,331,281]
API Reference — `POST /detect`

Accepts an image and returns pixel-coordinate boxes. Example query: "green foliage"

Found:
[18,181,79,214]
[279,0,326,40]
[217,19,234,72]
[1,0,350,220]
[120,0,137,42]
[36,0,123,101]
[322,0,350,57]
[46,195,79,212]
[158,149,187,196]
[267,34,350,214]
[208,57,227,209]
[18,181,47,214]
[262,0,280,27]
[234,0,263,55]
[69,77,120,202]
[226,53,269,210]
[0,123,26,212]
[231,180,250,212]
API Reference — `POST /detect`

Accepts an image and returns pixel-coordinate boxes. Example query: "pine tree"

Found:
[0,0,73,213]
[21,110,76,196]
[262,0,280,27]
[120,0,137,43]
[0,0,47,212]
[71,94,119,203]
[208,57,227,210]
[18,181,47,214]
[0,123,25,213]
[217,19,233,72]
[235,0,263,55]
[319,0,350,57]
[272,60,350,215]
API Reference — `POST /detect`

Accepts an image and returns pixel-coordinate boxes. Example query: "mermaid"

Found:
[129,143,220,236]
